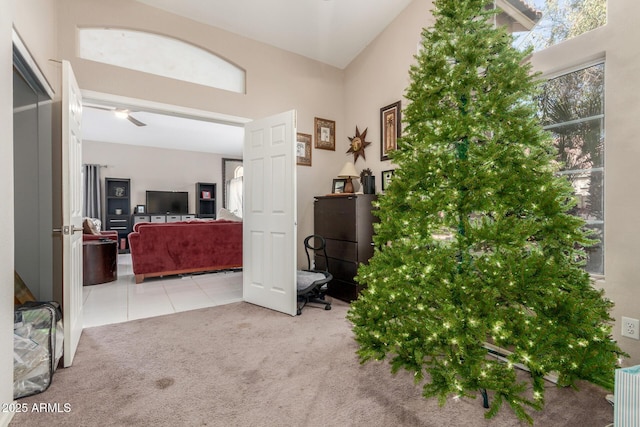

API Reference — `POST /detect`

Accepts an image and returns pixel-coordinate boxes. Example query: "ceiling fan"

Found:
[84,104,147,127]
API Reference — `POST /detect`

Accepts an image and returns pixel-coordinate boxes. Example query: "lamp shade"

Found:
[338,162,359,178]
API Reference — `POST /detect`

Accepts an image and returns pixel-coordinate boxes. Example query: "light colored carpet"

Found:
[10,300,613,426]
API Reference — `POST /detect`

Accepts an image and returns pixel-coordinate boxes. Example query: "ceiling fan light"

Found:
[114,110,129,119]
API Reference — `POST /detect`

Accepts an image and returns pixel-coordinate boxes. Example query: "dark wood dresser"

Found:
[313,194,377,302]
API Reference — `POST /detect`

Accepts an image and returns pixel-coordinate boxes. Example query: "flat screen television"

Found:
[146,190,189,214]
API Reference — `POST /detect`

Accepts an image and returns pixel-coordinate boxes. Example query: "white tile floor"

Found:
[82,254,243,328]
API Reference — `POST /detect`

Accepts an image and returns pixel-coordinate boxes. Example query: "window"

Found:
[514,0,607,52]
[538,63,604,274]
[79,28,245,93]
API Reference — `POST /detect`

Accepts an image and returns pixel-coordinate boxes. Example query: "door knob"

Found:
[53,225,84,235]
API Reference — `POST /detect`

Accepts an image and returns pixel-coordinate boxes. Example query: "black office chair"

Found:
[296,234,333,315]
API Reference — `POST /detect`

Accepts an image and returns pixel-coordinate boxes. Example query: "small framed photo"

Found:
[296,132,312,166]
[332,178,347,194]
[314,117,336,151]
[380,101,401,161]
[202,191,211,199]
[135,205,145,214]
[381,169,395,192]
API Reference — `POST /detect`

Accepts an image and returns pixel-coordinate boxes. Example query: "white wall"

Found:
[83,141,234,216]
[1,0,14,422]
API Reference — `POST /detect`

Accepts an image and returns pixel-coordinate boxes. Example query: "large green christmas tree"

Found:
[347,0,624,423]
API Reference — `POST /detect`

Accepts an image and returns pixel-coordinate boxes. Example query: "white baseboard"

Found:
[484,342,559,384]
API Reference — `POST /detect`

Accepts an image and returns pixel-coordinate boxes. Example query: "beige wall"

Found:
[344,0,435,188]
[83,141,233,215]
[58,0,348,265]
[599,0,640,366]
[529,1,640,366]
[14,0,60,96]
[1,0,15,422]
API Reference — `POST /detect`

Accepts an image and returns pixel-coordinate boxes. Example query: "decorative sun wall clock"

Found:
[347,126,371,163]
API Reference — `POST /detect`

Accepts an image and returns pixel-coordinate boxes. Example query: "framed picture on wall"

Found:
[296,132,312,166]
[381,169,395,192]
[314,117,336,150]
[380,101,401,161]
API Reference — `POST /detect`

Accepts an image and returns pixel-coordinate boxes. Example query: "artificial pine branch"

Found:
[347,0,625,424]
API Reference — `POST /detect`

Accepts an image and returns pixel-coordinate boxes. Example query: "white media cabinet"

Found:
[132,214,196,225]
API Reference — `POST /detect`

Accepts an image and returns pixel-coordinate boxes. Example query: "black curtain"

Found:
[83,164,102,224]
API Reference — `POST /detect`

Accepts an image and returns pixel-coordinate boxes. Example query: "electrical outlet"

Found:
[621,317,640,340]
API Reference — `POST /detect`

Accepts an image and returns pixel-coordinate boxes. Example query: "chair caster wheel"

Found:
[325,305,331,310]
[297,309,302,315]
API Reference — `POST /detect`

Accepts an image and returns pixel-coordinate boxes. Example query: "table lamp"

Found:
[338,161,359,193]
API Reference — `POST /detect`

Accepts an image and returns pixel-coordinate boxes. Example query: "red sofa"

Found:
[128,220,242,284]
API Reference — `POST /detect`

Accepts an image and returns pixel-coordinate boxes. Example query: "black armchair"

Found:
[296,235,333,315]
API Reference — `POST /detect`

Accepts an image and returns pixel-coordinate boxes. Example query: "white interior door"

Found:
[61,60,84,367]
[243,110,297,316]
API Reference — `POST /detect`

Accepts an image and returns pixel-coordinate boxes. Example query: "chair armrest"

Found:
[99,230,119,241]
[83,231,118,242]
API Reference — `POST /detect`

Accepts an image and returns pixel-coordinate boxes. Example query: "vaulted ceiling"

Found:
[135,0,414,69]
